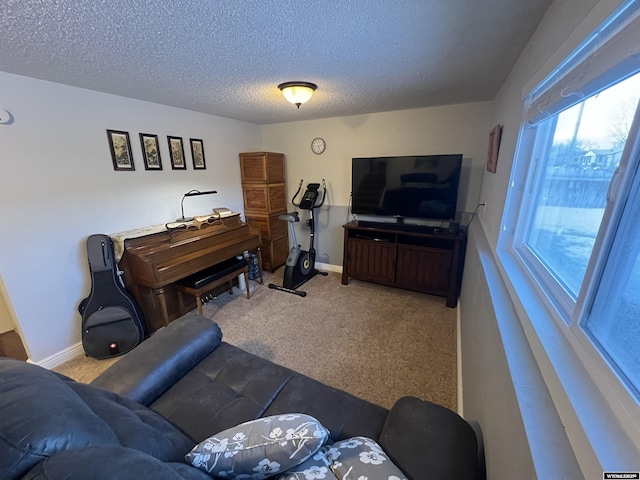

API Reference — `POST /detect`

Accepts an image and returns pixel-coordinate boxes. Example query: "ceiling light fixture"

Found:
[278,81,317,108]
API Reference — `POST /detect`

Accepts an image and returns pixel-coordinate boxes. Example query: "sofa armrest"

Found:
[90,313,222,406]
[378,397,484,480]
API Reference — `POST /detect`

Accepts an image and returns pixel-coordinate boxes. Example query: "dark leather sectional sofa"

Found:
[0,313,484,479]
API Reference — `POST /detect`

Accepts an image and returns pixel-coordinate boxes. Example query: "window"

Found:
[503,1,640,428]
[585,209,640,397]
[517,72,640,395]
[522,74,640,301]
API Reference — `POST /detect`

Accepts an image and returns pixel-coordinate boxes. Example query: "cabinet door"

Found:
[347,239,396,284]
[395,245,451,295]
[246,213,287,241]
[261,237,289,272]
[242,184,286,214]
[239,152,285,183]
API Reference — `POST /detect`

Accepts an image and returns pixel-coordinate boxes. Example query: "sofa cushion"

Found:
[0,359,118,480]
[21,446,212,480]
[263,375,389,443]
[66,382,195,462]
[186,413,329,479]
[150,342,297,442]
[92,314,387,453]
[151,342,390,446]
[0,358,199,480]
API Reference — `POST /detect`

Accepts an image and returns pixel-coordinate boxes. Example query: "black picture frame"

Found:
[139,133,162,170]
[106,129,135,171]
[190,138,206,170]
[487,124,503,174]
[168,136,186,170]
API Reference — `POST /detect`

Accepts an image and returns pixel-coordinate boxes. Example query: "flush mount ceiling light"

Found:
[278,81,317,108]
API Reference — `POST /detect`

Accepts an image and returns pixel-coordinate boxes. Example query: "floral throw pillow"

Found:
[278,436,407,480]
[185,413,330,479]
[276,449,337,480]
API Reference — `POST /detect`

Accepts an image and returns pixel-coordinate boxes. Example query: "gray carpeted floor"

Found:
[55,268,457,411]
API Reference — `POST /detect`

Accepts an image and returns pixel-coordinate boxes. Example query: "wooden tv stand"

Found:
[341,220,466,307]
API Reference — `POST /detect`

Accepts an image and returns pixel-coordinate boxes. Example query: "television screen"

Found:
[351,154,463,221]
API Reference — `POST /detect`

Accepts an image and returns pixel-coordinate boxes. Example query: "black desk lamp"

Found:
[177,189,218,222]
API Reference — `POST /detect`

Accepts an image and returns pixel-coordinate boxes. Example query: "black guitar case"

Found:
[78,234,146,359]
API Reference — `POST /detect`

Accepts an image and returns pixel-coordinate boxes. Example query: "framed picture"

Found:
[168,136,186,170]
[106,129,134,171]
[190,138,206,170]
[487,124,503,174]
[139,133,162,170]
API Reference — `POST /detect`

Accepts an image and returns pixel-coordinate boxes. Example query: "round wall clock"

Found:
[311,137,326,155]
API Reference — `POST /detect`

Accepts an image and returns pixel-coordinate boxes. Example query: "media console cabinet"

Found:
[342,220,466,307]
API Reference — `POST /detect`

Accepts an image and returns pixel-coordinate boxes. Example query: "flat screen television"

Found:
[351,154,463,221]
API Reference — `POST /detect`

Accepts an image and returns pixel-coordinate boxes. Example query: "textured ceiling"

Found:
[1,0,552,124]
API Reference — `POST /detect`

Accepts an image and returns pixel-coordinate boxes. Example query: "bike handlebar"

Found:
[291,179,327,209]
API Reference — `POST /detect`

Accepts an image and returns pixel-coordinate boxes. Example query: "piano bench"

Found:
[175,257,250,315]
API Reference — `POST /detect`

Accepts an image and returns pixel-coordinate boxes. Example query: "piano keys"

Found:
[116,212,262,333]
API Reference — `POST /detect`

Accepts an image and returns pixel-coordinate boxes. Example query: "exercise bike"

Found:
[268,179,329,297]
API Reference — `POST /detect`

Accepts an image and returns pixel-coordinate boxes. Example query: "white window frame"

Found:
[575,119,640,398]
[496,0,640,470]
[512,116,578,321]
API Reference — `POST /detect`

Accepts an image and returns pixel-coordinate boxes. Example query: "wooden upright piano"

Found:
[115,212,261,333]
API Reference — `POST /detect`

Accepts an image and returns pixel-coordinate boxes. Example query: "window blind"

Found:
[524,3,640,125]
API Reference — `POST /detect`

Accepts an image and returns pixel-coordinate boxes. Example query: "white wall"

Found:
[261,102,494,264]
[0,74,493,362]
[0,72,261,362]
[478,0,615,248]
[461,0,627,478]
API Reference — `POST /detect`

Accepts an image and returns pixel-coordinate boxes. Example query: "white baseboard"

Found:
[316,262,342,273]
[31,266,342,369]
[36,342,84,370]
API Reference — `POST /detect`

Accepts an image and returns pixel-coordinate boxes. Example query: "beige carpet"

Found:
[55,269,457,411]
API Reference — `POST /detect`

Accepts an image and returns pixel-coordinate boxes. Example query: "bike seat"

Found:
[278,212,300,222]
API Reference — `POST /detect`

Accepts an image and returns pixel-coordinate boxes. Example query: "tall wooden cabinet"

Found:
[240,152,289,271]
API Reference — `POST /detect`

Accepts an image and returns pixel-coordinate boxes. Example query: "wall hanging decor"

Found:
[487,124,503,173]
[139,133,162,170]
[168,136,186,170]
[106,129,135,171]
[190,138,206,170]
